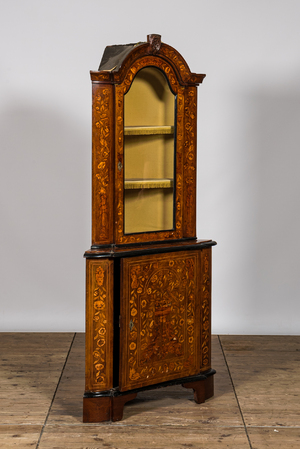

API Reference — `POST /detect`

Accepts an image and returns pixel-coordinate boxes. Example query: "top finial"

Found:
[147,34,161,54]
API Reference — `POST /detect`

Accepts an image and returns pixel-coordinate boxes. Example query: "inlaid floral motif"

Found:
[183,87,197,237]
[159,45,191,82]
[91,261,111,388]
[121,252,200,391]
[92,85,113,244]
[201,249,211,368]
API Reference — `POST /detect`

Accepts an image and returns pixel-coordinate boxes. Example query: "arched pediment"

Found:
[91,34,205,86]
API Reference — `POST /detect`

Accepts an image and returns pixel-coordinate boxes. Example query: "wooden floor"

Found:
[0,334,299,448]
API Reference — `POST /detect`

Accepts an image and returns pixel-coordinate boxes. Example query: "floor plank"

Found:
[220,335,300,354]
[38,425,250,449]
[47,333,85,424]
[0,425,42,448]
[220,335,300,427]
[0,333,74,425]
[248,427,300,449]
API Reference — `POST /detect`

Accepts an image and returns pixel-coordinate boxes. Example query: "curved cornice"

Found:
[91,37,205,86]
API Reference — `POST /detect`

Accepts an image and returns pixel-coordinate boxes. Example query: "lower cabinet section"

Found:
[84,244,214,422]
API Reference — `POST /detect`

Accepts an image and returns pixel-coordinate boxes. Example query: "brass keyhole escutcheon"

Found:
[129,319,134,331]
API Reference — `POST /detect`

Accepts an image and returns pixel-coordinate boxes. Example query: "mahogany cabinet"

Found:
[83,34,216,423]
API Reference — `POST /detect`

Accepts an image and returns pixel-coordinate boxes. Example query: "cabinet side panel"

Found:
[91,83,114,245]
[119,257,130,390]
[200,247,212,371]
[175,89,185,238]
[183,86,197,238]
[85,258,114,391]
[115,84,125,243]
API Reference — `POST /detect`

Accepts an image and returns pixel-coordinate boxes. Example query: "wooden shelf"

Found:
[124,126,174,136]
[124,178,174,190]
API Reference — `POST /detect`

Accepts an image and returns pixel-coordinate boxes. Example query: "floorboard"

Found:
[220,335,300,429]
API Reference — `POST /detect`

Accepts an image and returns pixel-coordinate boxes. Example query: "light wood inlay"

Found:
[85,259,114,392]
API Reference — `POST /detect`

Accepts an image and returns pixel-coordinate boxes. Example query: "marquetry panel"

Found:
[183,86,197,238]
[159,44,193,84]
[119,250,201,391]
[200,248,212,370]
[91,83,114,245]
[85,259,113,391]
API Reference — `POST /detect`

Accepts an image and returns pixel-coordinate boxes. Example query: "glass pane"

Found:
[124,67,176,234]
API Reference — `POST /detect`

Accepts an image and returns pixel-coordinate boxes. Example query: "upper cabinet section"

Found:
[90,35,205,247]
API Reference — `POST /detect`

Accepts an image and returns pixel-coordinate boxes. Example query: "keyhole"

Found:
[129,319,134,331]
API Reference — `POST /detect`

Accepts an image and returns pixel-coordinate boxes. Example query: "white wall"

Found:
[1,0,299,333]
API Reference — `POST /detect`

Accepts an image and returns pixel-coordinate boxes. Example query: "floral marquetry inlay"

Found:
[85,259,113,392]
[200,248,211,369]
[183,86,197,237]
[120,251,201,391]
[92,84,114,245]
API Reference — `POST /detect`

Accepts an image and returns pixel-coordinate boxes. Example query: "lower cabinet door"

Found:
[119,249,208,392]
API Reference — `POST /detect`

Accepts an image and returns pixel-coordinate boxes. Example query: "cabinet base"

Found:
[83,369,215,423]
[83,393,137,423]
[182,375,214,403]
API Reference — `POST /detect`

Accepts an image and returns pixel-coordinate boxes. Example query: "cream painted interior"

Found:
[124,67,176,234]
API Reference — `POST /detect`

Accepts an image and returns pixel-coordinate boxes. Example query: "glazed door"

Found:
[119,250,202,392]
[114,57,186,245]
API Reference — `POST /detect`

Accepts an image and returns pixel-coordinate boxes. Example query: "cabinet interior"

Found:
[124,67,176,234]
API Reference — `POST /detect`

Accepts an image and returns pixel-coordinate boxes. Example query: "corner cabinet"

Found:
[83,34,216,423]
